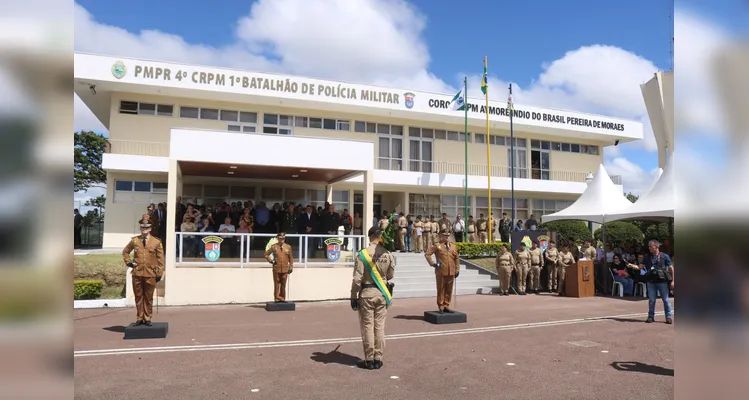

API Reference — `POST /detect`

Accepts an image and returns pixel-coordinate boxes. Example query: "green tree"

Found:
[643,222,671,243]
[625,192,639,203]
[74,130,107,192]
[84,195,106,209]
[82,208,104,226]
[539,220,592,244]
[594,221,644,247]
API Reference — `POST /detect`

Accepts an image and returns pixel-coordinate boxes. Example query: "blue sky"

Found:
[73,0,733,199]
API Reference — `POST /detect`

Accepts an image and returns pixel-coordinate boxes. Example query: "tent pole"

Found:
[601,220,607,295]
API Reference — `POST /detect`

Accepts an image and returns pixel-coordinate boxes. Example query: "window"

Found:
[222,110,258,133]
[532,199,572,216]
[508,144,528,178]
[377,136,402,171]
[134,181,151,192]
[113,180,168,204]
[200,108,219,120]
[409,138,433,172]
[180,106,199,118]
[115,180,133,191]
[475,196,502,221]
[262,113,292,135]
[119,101,173,116]
[152,182,168,193]
[355,121,403,136]
[220,110,239,122]
[408,194,441,217]
[440,195,472,220]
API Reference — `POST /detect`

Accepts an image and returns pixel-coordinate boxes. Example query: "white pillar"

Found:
[363,170,374,233]
[402,191,410,214]
[165,159,180,305]
[325,184,333,204]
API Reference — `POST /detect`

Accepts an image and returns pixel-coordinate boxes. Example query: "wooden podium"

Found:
[565,260,595,298]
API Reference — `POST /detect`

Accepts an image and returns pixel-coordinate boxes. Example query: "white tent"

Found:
[606,153,675,221]
[541,164,633,224]
[641,167,663,198]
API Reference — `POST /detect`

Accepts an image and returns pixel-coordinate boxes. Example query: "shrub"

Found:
[74,280,104,300]
[538,220,592,244]
[455,242,511,258]
[594,221,644,247]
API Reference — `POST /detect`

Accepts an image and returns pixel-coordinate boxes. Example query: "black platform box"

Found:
[265,301,296,311]
[424,311,467,324]
[123,322,169,339]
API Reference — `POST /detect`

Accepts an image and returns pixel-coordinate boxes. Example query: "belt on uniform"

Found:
[362,283,379,289]
[478,229,487,232]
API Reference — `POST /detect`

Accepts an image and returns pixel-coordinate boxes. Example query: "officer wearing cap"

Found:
[122,214,164,326]
[424,229,460,313]
[351,227,395,369]
[265,232,294,302]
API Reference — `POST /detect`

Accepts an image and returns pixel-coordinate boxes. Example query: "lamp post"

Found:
[585,172,594,234]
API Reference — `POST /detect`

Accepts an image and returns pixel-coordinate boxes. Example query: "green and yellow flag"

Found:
[378,212,396,251]
[481,64,488,95]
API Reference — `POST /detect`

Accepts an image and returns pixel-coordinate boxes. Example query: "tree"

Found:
[594,221,644,247]
[539,220,592,244]
[644,222,671,243]
[82,208,104,226]
[625,192,639,203]
[84,195,106,209]
[74,130,107,192]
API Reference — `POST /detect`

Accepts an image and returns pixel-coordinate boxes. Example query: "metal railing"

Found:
[175,231,366,268]
[105,140,170,157]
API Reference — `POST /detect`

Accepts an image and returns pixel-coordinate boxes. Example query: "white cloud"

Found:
[74,186,106,209]
[604,157,658,196]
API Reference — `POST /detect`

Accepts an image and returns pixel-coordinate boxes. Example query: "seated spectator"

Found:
[236,220,250,233]
[610,254,634,296]
[180,215,198,257]
[218,216,237,258]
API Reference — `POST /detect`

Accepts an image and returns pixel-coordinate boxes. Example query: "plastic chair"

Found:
[609,269,623,297]
[635,282,647,298]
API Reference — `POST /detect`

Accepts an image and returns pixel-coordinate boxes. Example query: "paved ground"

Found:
[74,293,674,400]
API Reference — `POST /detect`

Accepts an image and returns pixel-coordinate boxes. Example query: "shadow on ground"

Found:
[102,325,126,333]
[611,361,674,376]
[310,345,360,366]
[393,315,424,321]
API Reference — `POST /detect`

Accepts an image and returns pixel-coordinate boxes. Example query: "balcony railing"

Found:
[380,159,623,185]
[105,140,169,157]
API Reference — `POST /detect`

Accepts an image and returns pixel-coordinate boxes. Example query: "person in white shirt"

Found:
[218,216,237,258]
[453,215,466,243]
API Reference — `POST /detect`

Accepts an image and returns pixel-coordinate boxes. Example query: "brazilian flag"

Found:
[379,213,396,251]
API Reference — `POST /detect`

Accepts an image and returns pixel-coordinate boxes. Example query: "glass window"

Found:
[295,116,309,127]
[115,180,133,191]
[435,130,447,140]
[337,120,350,131]
[589,146,599,155]
[239,111,257,123]
[134,181,151,192]
[200,108,219,120]
[180,106,199,118]
[409,127,420,137]
[447,131,459,141]
[264,113,278,125]
[228,124,241,132]
[531,139,540,149]
[310,118,323,129]
[421,128,433,138]
[475,133,485,143]
[137,103,156,115]
[571,144,580,153]
[366,121,376,133]
[377,124,390,135]
[323,118,337,130]
[156,104,173,116]
[242,125,256,133]
[391,125,403,135]
[119,101,138,115]
[561,143,571,152]
[355,121,366,132]
[541,141,550,150]
[220,110,239,122]
[551,142,561,151]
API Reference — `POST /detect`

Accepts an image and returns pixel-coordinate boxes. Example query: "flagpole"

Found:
[484,56,492,242]
[509,83,516,225]
[463,76,469,242]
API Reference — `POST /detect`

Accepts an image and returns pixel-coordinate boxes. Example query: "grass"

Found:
[465,257,497,273]
[74,254,127,299]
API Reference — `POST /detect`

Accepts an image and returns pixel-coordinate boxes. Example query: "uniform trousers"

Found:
[435,274,455,309]
[468,232,477,242]
[358,289,388,361]
[414,234,423,252]
[529,264,542,291]
[498,264,513,292]
[547,263,559,291]
[557,265,568,294]
[516,263,529,292]
[422,232,431,250]
[132,275,156,322]
[478,231,488,243]
[273,272,289,301]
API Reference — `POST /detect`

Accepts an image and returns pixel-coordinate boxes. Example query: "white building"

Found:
[74,52,642,305]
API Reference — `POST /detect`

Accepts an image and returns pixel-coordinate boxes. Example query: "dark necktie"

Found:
[143,237,147,247]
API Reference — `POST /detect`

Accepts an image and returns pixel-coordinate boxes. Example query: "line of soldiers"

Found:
[383,212,461,252]
[495,240,576,296]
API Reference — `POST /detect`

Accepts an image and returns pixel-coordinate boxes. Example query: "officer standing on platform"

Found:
[412,216,423,253]
[528,240,544,294]
[476,214,488,243]
[265,232,294,302]
[397,212,408,252]
[514,242,531,295]
[424,230,460,313]
[122,214,164,326]
[350,227,395,370]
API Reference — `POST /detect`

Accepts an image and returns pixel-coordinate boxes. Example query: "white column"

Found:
[471,195,477,219]
[347,189,354,215]
[402,191,410,214]
[165,159,180,305]
[325,184,333,204]
[363,170,374,233]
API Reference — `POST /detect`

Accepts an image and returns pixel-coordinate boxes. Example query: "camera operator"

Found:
[628,240,674,324]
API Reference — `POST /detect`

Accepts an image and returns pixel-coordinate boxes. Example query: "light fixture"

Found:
[228,171,235,175]
[229,166,237,169]
[585,172,594,185]
[292,174,299,178]
[300,169,307,172]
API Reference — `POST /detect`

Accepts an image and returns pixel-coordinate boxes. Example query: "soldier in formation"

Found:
[422,215,432,250]
[557,243,575,296]
[467,216,477,243]
[429,216,439,248]
[528,240,544,294]
[121,214,164,326]
[265,232,294,302]
[424,230,460,313]
[514,242,531,295]
[476,214,488,243]
[350,227,395,370]
[397,212,408,251]
[545,240,560,292]
[495,244,514,296]
[412,216,424,253]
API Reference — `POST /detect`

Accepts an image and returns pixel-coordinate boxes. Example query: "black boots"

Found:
[357,360,382,370]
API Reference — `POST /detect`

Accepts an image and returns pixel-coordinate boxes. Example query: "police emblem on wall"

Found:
[111,60,127,79]
[404,92,415,109]
[324,238,343,262]
[202,235,224,262]
[537,235,550,250]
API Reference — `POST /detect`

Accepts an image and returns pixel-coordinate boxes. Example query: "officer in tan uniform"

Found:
[528,240,544,294]
[422,215,432,250]
[430,216,439,247]
[545,240,560,292]
[425,230,460,313]
[467,216,477,243]
[437,213,451,238]
[378,211,390,231]
[353,212,363,236]
[122,214,164,326]
[557,243,575,295]
[397,212,408,252]
[582,240,597,261]
[495,244,514,296]
[476,214,488,243]
[265,232,294,302]
[514,242,531,295]
[412,216,423,253]
[350,227,395,370]
[146,204,160,239]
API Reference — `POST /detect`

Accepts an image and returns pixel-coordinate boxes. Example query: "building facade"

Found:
[74,52,642,305]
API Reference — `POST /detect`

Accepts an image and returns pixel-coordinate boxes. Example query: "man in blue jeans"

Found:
[628,240,674,324]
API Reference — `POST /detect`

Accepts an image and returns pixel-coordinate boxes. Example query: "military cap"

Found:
[277,232,286,238]
[139,214,152,228]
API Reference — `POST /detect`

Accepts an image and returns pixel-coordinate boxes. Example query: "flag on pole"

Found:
[481,65,488,95]
[507,92,514,110]
[449,88,466,111]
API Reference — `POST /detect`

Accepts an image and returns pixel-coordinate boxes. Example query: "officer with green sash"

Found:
[350,226,395,370]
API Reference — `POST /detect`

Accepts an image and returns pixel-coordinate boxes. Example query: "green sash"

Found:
[357,249,392,308]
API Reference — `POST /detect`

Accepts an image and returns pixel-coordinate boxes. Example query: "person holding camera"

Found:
[121,214,164,326]
[350,227,395,370]
[628,240,674,324]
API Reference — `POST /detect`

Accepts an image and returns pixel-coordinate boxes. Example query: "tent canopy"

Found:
[541,164,633,224]
[606,153,675,222]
